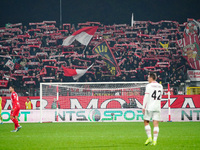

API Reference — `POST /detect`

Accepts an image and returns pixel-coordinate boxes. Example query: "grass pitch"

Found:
[0,122,200,150]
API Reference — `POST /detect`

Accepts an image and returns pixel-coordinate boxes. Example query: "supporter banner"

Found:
[17,34,30,38]
[5,60,15,70]
[42,77,55,80]
[86,54,99,58]
[6,23,22,28]
[39,25,55,29]
[155,62,170,68]
[0,80,8,88]
[0,55,11,59]
[177,19,200,70]
[36,52,48,56]
[69,53,84,58]
[1,95,200,110]
[93,41,121,76]
[23,76,36,79]
[187,70,200,81]
[14,70,28,74]
[137,34,149,37]
[49,55,64,59]
[1,108,199,123]
[57,61,66,65]
[27,62,40,66]
[3,75,16,81]
[43,21,56,24]
[24,81,36,86]
[42,59,57,62]
[29,22,44,26]
[5,28,22,33]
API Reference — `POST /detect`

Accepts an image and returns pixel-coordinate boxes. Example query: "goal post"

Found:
[168,83,172,122]
[40,81,148,123]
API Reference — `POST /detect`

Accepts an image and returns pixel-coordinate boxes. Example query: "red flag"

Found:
[62,64,93,80]
[62,67,78,77]
[62,26,98,46]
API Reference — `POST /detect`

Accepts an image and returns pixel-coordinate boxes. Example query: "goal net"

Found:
[40,81,148,122]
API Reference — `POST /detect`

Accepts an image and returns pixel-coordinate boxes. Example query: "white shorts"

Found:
[143,110,161,121]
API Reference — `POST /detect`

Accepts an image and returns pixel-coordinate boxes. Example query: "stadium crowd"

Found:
[0,20,197,96]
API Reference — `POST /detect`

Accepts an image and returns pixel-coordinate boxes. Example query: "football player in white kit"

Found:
[142,72,163,146]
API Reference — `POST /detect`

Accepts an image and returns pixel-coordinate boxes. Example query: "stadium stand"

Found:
[0,20,196,96]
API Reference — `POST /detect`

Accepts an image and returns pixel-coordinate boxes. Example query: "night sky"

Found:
[0,0,199,27]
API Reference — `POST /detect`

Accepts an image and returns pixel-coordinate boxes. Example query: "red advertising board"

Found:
[1,95,200,110]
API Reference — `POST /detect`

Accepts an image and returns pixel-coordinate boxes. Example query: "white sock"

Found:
[145,125,152,138]
[153,127,159,141]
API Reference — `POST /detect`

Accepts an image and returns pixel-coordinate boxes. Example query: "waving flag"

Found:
[93,41,121,76]
[62,26,98,46]
[62,64,93,80]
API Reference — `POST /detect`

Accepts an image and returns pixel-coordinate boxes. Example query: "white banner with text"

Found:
[1,108,200,123]
[187,70,200,81]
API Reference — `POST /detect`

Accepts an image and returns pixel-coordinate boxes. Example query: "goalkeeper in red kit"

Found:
[9,86,22,132]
